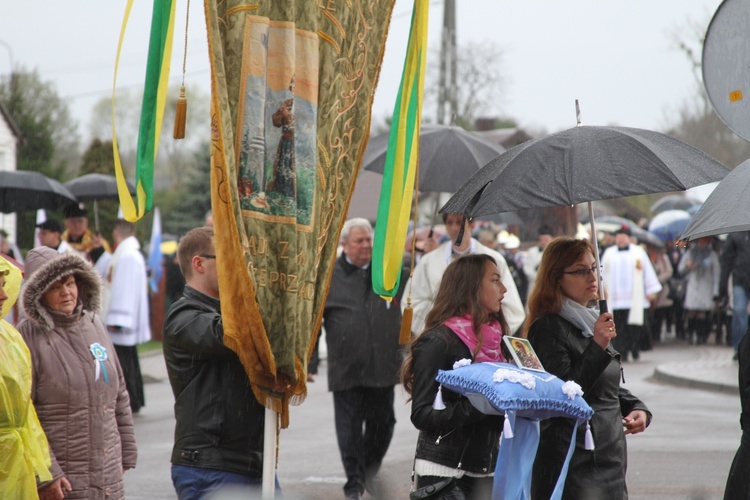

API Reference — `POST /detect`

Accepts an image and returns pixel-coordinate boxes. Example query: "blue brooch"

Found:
[89,342,109,384]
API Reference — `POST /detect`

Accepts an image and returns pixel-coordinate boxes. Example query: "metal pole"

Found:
[262,407,277,498]
[93,199,100,232]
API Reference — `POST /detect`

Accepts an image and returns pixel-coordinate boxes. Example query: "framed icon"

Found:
[503,336,545,372]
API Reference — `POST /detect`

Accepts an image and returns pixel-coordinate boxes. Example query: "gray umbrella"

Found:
[680,158,750,241]
[362,123,505,193]
[595,216,664,248]
[650,194,702,215]
[64,173,136,231]
[0,170,77,213]
[441,125,729,311]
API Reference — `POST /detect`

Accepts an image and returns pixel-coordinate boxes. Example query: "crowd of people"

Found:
[2,204,748,499]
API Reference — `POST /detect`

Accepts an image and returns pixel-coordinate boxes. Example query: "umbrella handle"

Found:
[598,299,608,314]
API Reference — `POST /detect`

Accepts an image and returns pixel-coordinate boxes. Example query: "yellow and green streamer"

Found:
[372,0,429,298]
[112,0,176,222]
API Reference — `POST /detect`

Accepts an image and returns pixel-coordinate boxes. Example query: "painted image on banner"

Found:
[236,16,319,228]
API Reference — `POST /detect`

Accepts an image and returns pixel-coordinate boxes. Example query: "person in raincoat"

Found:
[18,247,136,499]
[0,255,53,498]
[524,238,651,500]
[678,236,720,345]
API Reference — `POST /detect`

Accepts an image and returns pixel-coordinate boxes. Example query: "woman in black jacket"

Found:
[401,254,508,499]
[524,238,651,500]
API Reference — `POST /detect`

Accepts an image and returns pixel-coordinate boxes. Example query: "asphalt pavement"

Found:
[125,333,742,499]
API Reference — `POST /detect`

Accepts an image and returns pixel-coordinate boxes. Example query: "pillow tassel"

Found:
[584,420,595,450]
[432,385,446,410]
[503,411,514,439]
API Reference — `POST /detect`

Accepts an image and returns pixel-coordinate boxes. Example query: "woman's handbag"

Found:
[667,277,687,303]
[409,477,466,500]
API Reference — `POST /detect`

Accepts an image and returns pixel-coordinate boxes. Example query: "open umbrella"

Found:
[595,217,664,248]
[362,123,505,193]
[64,173,136,231]
[441,124,729,311]
[0,170,77,213]
[650,194,702,215]
[648,209,692,240]
[681,158,750,241]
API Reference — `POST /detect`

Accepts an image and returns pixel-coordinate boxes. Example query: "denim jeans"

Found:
[172,464,279,500]
[732,285,749,352]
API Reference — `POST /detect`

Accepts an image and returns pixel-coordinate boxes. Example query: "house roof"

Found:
[475,127,533,149]
[0,100,23,143]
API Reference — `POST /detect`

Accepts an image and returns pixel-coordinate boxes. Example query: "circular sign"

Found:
[703,0,750,141]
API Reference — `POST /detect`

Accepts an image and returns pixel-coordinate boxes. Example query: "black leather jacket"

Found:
[528,314,651,500]
[410,326,502,475]
[163,285,265,476]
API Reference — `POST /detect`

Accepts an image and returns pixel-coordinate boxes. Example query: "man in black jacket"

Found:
[324,218,406,500]
[163,226,270,498]
[720,231,750,358]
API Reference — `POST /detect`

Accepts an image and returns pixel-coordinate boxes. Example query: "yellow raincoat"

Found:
[0,256,52,498]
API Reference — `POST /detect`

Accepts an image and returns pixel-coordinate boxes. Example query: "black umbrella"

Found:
[441,124,729,311]
[362,123,505,193]
[64,173,136,231]
[650,194,702,215]
[0,170,77,213]
[680,158,750,241]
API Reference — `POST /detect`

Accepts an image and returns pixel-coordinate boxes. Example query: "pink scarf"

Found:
[444,314,506,363]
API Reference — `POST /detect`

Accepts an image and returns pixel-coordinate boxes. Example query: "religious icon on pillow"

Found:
[504,336,545,372]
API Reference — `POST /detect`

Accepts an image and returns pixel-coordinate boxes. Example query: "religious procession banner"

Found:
[205,0,396,427]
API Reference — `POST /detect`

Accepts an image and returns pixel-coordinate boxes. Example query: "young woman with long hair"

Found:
[523,237,650,500]
[401,254,508,499]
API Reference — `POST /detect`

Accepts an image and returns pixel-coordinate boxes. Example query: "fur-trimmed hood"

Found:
[21,249,102,329]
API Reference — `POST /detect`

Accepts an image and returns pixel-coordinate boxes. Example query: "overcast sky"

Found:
[0,0,724,142]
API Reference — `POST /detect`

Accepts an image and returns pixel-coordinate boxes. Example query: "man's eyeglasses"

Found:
[199,254,216,259]
[562,266,599,277]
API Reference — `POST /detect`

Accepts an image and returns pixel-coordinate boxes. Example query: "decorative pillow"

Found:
[436,361,593,421]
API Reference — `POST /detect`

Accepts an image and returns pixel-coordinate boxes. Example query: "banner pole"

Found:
[262,407,277,498]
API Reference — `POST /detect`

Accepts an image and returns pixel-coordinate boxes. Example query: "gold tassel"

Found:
[173,85,187,139]
[400,304,413,345]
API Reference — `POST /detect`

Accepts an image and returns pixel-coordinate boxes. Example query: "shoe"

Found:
[344,492,361,500]
[632,351,640,361]
[306,373,315,383]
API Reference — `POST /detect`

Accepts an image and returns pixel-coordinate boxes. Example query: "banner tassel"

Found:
[400,304,413,345]
[173,84,187,139]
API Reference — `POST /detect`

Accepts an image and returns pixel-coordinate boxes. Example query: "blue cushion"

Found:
[436,362,593,420]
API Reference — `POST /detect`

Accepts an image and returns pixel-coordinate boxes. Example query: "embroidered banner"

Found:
[205,0,395,426]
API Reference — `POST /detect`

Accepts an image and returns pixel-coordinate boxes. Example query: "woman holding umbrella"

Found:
[401,254,507,499]
[523,238,651,500]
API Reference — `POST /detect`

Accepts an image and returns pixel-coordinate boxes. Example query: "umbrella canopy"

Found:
[595,217,664,248]
[362,123,505,193]
[681,158,750,241]
[648,209,692,240]
[440,124,728,312]
[63,173,136,201]
[0,170,77,213]
[441,126,729,218]
[650,194,702,215]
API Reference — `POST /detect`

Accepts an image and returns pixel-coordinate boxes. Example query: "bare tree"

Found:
[88,84,210,188]
[424,41,510,129]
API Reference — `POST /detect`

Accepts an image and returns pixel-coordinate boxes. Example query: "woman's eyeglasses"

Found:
[562,266,598,277]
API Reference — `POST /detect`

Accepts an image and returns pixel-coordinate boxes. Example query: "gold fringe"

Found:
[400,305,413,345]
[173,85,187,139]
